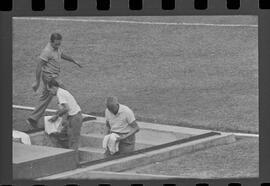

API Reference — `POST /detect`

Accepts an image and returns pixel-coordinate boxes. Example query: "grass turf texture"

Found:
[125,137,259,178]
[13,16,258,133]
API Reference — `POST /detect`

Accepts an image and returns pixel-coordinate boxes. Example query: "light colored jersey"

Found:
[39,43,62,78]
[105,104,136,133]
[56,88,81,116]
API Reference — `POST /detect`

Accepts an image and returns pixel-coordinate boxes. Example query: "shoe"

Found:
[26,118,38,129]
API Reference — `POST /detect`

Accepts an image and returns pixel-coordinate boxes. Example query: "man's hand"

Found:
[49,115,59,122]
[32,81,40,92]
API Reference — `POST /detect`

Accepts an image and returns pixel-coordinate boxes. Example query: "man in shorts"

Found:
[104,96,140,157]
[27,33,82,129]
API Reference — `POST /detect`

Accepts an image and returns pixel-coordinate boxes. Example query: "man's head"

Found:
[106,96,119,115]
[50,33,62,50]
[47,79,60,95]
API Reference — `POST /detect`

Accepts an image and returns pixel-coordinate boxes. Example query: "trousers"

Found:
[29,73,64,122]
[52,112,83,164]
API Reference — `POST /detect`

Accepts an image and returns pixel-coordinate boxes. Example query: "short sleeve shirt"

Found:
[39,43,62,78]
[56,88,81,116]
[105,104,136,133]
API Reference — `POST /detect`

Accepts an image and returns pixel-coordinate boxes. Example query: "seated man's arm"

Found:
[119,121,140,141]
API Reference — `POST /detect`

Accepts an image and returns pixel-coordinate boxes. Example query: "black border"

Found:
[1,0,269,185]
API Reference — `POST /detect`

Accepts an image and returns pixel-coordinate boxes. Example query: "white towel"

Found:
[102,133,120,155]
[12,130,31,145]
[44,116,63,135]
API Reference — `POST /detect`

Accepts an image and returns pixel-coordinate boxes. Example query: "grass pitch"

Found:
[13,16,258,133]
[126,137,259,178]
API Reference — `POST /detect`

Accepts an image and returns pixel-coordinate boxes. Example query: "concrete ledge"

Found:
[39,170,178,180]
[95,134,236,172]
[13,143,77,179]
[79,147,105,162]
[39,134,236,179]
[80,133,155,149]
[82,120,204,136]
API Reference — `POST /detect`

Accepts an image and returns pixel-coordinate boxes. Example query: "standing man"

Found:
[47,79,83,165]
[104,96,140,157]
[27,33,82,129]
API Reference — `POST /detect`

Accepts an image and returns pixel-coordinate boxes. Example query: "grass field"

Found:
[13,16,258,133]
[126,137,259,178]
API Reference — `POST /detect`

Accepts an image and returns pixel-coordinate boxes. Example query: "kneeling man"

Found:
[104,96,140,157]
[47,80,83,164]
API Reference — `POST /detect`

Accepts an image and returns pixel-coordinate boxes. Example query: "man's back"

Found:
[56,88,81,116]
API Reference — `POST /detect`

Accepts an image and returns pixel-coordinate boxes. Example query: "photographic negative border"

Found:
[1,0,269,185]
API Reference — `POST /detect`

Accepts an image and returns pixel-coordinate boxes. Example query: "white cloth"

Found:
[105,104,136,133]
[57,88,81,116]
[12,130,31,145]
[44,116,63,134]
[102,133,120,155]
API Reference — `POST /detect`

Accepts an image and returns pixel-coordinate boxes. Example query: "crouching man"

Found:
[104,96,140,157]
[47,79,83,165]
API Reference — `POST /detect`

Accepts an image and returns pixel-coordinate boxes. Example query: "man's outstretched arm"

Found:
[61,53,82,68]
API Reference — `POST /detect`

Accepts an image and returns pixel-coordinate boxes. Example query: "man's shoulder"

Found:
[120,104,133,114]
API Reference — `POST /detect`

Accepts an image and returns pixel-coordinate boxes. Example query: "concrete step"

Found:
[79,147,105,162]
[30,132,154,150]
[13,142,77,179]
[38,134,237,180]
[80,133,154,150]
[96,134,237,172]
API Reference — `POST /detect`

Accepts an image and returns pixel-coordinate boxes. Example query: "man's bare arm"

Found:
[56,103,69,117]
[61,53,82,68]
[119,121,140,141]
[49,103,69,122]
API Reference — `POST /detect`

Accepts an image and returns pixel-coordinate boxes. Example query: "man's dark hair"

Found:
[50,33,62,42]
[48,79,60,88]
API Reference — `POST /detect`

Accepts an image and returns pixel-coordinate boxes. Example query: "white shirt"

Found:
[57,88,81,116]
[105,104,136,133]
